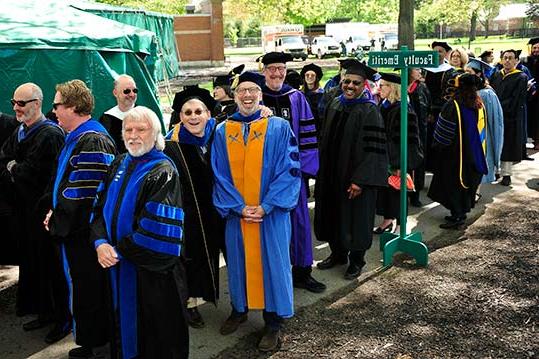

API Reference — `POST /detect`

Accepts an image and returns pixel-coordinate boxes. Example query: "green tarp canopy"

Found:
[68,0,181,82]
[0,0,164,127]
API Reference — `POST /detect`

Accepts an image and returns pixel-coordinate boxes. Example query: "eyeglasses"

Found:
[11,99,38,107]
[342,79,363,86]
[182,109,206,116]
[52,102,64,110]
[235,87,261,95]
[123,88,138,95]
[266,66,286,73]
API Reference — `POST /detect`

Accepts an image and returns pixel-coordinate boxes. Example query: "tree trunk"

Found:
[398,0,414,49]
[484,20,490,38]
[470,10,478,42]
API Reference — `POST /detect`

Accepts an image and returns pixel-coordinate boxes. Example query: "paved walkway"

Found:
[0,152,537,358]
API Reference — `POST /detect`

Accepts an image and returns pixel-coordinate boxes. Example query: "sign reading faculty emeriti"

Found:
[368,50,439,68]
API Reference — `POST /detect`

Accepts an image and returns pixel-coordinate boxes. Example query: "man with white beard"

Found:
[90,106,189,359]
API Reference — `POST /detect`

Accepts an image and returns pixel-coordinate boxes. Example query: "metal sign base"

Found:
[379,231,428,267]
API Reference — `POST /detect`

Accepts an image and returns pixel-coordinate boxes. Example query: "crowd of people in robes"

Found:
[0,34,537,359]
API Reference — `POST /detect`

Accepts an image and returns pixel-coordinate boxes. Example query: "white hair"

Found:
[123,106,165,151]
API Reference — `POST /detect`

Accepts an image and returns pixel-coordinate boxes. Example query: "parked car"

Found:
[310,36,341,59]
[345,34,371,55]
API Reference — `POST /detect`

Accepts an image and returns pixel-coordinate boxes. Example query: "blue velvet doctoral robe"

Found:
[211,113,301,317]
[479,88,504,183]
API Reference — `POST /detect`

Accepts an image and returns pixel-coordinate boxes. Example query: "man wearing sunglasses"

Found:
[45,79,116,359]
[0,83,69,343]
[259,51,326,294]
[99,74,138,153]
[314,62,389,280]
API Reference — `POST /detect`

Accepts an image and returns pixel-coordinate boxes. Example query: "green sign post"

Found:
[368,46,438,267]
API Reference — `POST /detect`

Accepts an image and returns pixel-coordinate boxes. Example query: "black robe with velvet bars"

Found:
[90,150,188,359]
[315,95,389,256]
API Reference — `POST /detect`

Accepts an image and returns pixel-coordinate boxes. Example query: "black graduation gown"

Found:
[49,131,116,347]
[304,88,324,135]
[215,99,237,123]
[524,55,539,140]
[408,81,431,191]
[490,70,528,161]
[314,97,388,253]
[428,101,484,216]
[164,130,224,304]
[0,120,65,315]
[99,113,126,153]
[90,153,189,359]
[377,102,422,221]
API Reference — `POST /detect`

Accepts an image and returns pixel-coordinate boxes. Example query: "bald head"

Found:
[12,83,43,125]
[113,74,137,112]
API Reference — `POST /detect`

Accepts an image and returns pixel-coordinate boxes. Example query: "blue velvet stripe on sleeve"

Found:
[139,218,183,239]
[62,187,98,200]
[132,232,182,256]
[70,152,115,167]
[145,201,184,221]
[68,169,108,183]
[433,115,456,145]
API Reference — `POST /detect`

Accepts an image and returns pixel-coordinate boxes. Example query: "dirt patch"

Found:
[214,194,539,359]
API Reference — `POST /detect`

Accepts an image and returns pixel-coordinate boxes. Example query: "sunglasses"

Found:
[342,79,363,86]
[182,109,206,116]
[52,102,64,110]
[11,99,38,107]
[123,88,138,95]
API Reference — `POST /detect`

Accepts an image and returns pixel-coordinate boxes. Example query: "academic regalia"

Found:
[261,84,318,268]
[164,118,224,305]
[90,149,188,359]
[215,99,237,123]
[490,69,528,162]
[303,87,324,135]
[0,113,18,146]
[0,117,67,320]
[377,99,422,223]
[99,106,129,154]
[428,100,487,217]
[523,50,539,143]
[478,88,504,183]
[408,80,431,192]
[211,111,301,318]
[49,119,116,348]
[314,93,388,260]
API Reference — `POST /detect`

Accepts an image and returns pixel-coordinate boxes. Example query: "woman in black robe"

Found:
[164,87,224,329]
[374,73,422,234]
[300,63,325,137]
[428,73,488,228]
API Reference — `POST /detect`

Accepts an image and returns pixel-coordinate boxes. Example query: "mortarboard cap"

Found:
[344,61,378,81]
[258,52,294,65]
[172,87,217,113]
[528,37,539,46]
[233,71,265,89]
[214,64,245,88]
[285,69,302,89]
[466,58,493,74]
[379,72,401,84]
[338,58,361,69]
[300,63,323,80]
[431,41,452,52]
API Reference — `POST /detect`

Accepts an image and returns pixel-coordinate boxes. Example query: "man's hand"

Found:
[43,209,53,231]
[96,243,119,268]
[260,106,273,118]
[347,183,362,199]
[242,205,265,223]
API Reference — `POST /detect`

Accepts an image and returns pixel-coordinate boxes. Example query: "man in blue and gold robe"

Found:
[90,106,188,359]
[212,71,301,352]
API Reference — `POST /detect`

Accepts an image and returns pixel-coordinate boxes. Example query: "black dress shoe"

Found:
[344,262,363,280]
[219,313,248,335]
[45,322,72,344]
[294,274,326,293]
[444,214,467,222]
[186,307,205,329]
[523,156,535,161]
[439,218,465,229]
[410,199,423,207]
[316,255,347,270]
[23,318,52,331]
[500,176,511,186]
[258,327,281,352]
[373,223,394,234]
[68,346,94,359]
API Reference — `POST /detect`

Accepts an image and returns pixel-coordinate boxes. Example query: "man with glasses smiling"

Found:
[99,74,138,153]
[0,83,68,343]
[259,51,326,294]
[315,62,388,280]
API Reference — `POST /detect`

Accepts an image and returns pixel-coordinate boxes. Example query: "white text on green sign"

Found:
[368,51,439,68]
